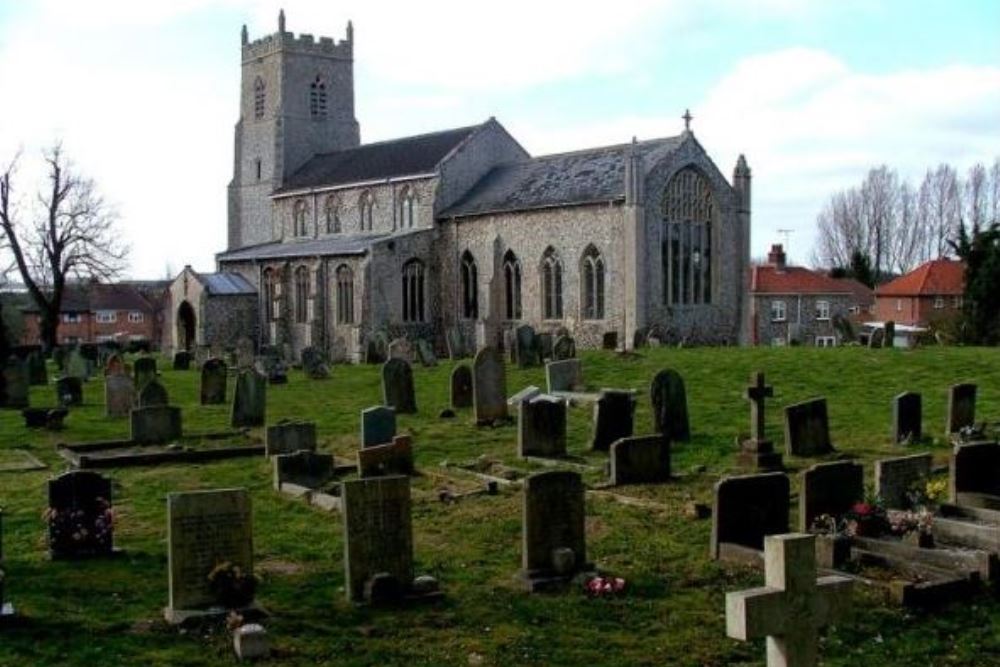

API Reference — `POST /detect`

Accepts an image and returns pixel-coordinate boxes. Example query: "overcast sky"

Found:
[1,0,997,278]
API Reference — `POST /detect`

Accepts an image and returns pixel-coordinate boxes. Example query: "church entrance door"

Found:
[177,301,196,351]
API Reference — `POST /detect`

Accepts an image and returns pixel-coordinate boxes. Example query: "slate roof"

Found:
[200,272,257,296]
[440,136,685,218]
[275,124,482,194]
[875,258,965,296]
[751,265,854,295]
[216,234,388,263]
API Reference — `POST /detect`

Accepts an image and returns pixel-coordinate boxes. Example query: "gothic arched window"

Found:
[503,250,522,320]
[309,75,327,118]
[398,187,416,229]
[335,264,354,324]
[293,266,309,324]
[325,195,341,234]
[662,167,715,305]
[359,191,374,231]
[581,244,605,320]
[262,268,278,322]
[541,247,563,320]
[253,77,265,120]
[460,250,478,319]
[402,259,425,322]
[293,199,309,237]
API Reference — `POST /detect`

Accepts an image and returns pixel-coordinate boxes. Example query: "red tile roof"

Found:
[876,258,965,297]
[751,265,853,295]
[834,277,875,304]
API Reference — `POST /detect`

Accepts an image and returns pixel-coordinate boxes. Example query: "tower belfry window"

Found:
[310,75,327,118]
[253,77,265,120]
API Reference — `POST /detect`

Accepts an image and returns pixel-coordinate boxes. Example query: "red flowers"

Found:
[851,502,874,516]
[585,576,626,597]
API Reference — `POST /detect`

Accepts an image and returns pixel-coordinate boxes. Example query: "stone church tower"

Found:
[227,10,360,250]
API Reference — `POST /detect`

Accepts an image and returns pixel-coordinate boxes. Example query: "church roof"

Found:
[216,234,388,263]
[439,136,684,218]
[275,124,482,194]
[200,272,257,296]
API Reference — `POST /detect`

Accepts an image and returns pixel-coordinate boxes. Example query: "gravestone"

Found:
[265,421,316,457]
[381,359,416,414]
[365,332,388,364]
[508,385,541,408]
[551,335,576,361]
[387,338,413,363]
[131,405,182,444]
[875,453,932,510]
[137,378,169,408]
[783,398,833,457]
[21,407,66,430]
[165,488,254,624]
[884,320,896,348]
[521,471,590,592]
[358,435,414,477]
[518,394,567,458]
[2,357,29,408]
[546,359,583,394]
[740,372,783,471]
[300,346,330,379]
[950,441,1000,507]
[66,347,90,380]
[47,471,118,559]
[445,327,465,360]
[27,350,47,385]
[104,374,135,418]
[514,325,540,368]
[273,450,335,491]
[415,339,437,367]
[473,347,508,424]
[650,369,691,443]
[946,383,977,435]
[450,365,473,409]
[173,351,192,370]
[712,472,790,561]
[601,331,618,350]
[868,327,884,348]
[798,460,864,532]
[609,434,671,485]
[133,356,157,389]
[200,358,228,404]
[590,390,635,451]
[341,475,414,603]
[235,337,255,368]
[104,353,125,377]
[538,333,554,361]
[231,370,266,427]
[0,509,12,618]
[891,391,922,443]
[55,376,83,407]
[725,533,853,667]
[361,406,397,448]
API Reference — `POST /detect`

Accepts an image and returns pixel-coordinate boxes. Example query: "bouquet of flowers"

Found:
[584,575,626,598]
[43,497,115,555]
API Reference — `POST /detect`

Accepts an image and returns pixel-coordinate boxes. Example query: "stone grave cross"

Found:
[726,533,852,667]
[745,371,773,445]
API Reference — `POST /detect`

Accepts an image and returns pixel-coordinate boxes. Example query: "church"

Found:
[166,11,752,362]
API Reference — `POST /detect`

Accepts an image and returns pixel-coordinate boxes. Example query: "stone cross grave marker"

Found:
[450,364,473,409]
[946,383,977,435]
[137,378,169,408]
[28,350,47,385]
[200,358,228,405]
[783,398,833,457]
[131,405,183,444]
[3,357,29,408]
[473,346,508,425]
[382,358,416,414]
[165,488,254,624]
[950,441,1000,508]
[47,471,118,559]
[726,533,852,667]
[105,374,135,418]
[741,372,783,470]
[273,450,335,492]
[892,391,922,444]
[712,472,790,562]
[518,394,567,458]
[265,420,316,457]
[231,369,266,427]
[521,471,591,592]
[133,356,157,390]
[358,435,414,478]
[55,376,83,407]
[590,389,635,451]
[341,475,414,603]
[650,369,691,442]
[798,460,863,532]
[875,453,932,510]
[361,406,396,448]
[610,434,671,485]
[546,359,583,394]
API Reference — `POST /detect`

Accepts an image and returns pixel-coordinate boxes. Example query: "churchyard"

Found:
[1,345,1000,665]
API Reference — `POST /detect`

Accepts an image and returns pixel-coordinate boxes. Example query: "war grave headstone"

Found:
[387,338,413,363]
[27,350,47,386]
[133,356,157,390]
[514,324,540,368]
[265,420,316,457]
[601,331,618,350]
[551,335,576,361]
[165,488,256,624]
[231,369,266,428]
[725,533,852,667]
[445,327,466,360]
[300,346,330,379]
[0,509,14,619]
[104,353,125,377]
[105,374,135,418]
[521,470,593,592]
[946,383,977,436]
[609,434,671,485]
[381,359,416,414]
[200,358,228,404]
[450,365,473,409]
[358,435,414,478]
[55,376,83,407]
[650,369,691,443]
[131,405,183,444]
[137,378,169,408]
[712,472,790,564]
[46,471,120,559]
[783,398,833,457]
[590,389,635,451]
[875,453,932,511]
[473,347,508,425]
[173,351,193,370]
[739,372,783,471]
[415,339,437,368]
[2,357,29,408]
[518,394,567,459]
[362,406,397,448]
[892,391,922,444]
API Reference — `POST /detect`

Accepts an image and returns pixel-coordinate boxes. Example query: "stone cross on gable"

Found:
[726,533,852,667]
[745,371,774,444]
[682,108,693,131]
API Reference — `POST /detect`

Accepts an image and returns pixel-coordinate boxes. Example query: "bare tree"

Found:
[0,144,128,351]
[923,164,962,259]
[990,158,1000,226]
[965,162,989,231]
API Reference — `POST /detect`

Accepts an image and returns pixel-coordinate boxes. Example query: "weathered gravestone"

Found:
[27,350,47,385]
[273,450,335,492]
[133,356,157,389]
[358,435,414,478]
[55,376,83,407]
[602,331,618,350]
[200,358,227,404]
[546,359,584,394]
[387,338,413,363]
[892,391,923,444]
[725,533,852,667]
[300,346,329,379]
[868,327,884,348]
[609,434,671,485]
[518,394,567,458]
[538,333,553,362]
[514,325,540,368]
[131,405,182,444]
[650,369,691,442]
[165,488,254,624]
[590,390,635,451]
[551,335,576,361]
[231,370,266,427]
[798,460,864,532]
[235,337,255,368]
[2,358,28,408]
[740,372,783,471]
[104,353,125,377]
[521,470,591,592]
[265,421,316,457]
[47,470,118,559]
[950,441,1000,509]
[137,378,169,408]
[415,339,437,368]
[712,472,790,562]
[381,359,416,414]
[875,453,932,510]
[783,398,833,457]
[473,347,508,425]
[173,351,192,371]
[361,406,397,448]
[104,374,135,418]
[0,509,13,618]
[450,365,473,409]
[884,320,896,348]
[365,332,388,364]
[946,383,977,435]
[445,327,465,360]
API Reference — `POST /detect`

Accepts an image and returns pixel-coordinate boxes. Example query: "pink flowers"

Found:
[851,502,875,517]
[585,576,626,598]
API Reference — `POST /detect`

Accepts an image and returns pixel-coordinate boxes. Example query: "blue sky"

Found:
[0,0,997,276]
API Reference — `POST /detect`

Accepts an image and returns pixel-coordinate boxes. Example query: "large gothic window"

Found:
[402,259,425,322]
[581,245,605,320]
[293,199,309,237]
[460,250,478,319]
[359,191,374,231]
[398,186,416,229]
[325,195,341,234]
[253,77,265,120]
[503,250,522,320]
[309,75,327,118]
[541,247,563,320]
[262,268,279,322]
[293,266,309,324]
[336,265,354,324]
[662,167,715,306]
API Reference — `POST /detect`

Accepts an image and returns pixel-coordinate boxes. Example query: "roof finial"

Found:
[278,8,286,33]
[347,19,353,42]
[682,108,693,132]
[241,24,248,45]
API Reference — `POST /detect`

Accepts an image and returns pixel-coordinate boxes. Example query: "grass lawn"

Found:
[1,346,1000,666]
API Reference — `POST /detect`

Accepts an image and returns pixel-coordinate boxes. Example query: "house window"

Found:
[95,310,116,324]
[896,299,902,312]
[359,191,374,231]
[815,336,836,348]
[309,75,327,117]
[336,265,354,324]
[815,300,830,321]
[503,250,522,320]
[662,167,715,305]
[848,305,860,315]
[934,296,945,309]
[770,300,786,322]
[294,266,309,324]
[402,259,425,322]
[460,250,478,319]
[293,200,309,237]
[62,313,82,324]
[581,244,605,320]
[541,247,564,320]
[253,77,265,120]
[128,312,144,323]
[953,295,963,308]
[263,268,279,322]
[398,187,415,229]
[325,195,341,234]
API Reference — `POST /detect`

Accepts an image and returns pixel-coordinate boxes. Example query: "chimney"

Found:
[768,244,786,272]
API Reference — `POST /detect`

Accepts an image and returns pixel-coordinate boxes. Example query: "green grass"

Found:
[1,346,1000,666]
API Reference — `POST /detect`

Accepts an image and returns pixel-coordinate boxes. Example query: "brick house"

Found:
[874,258,965,327]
